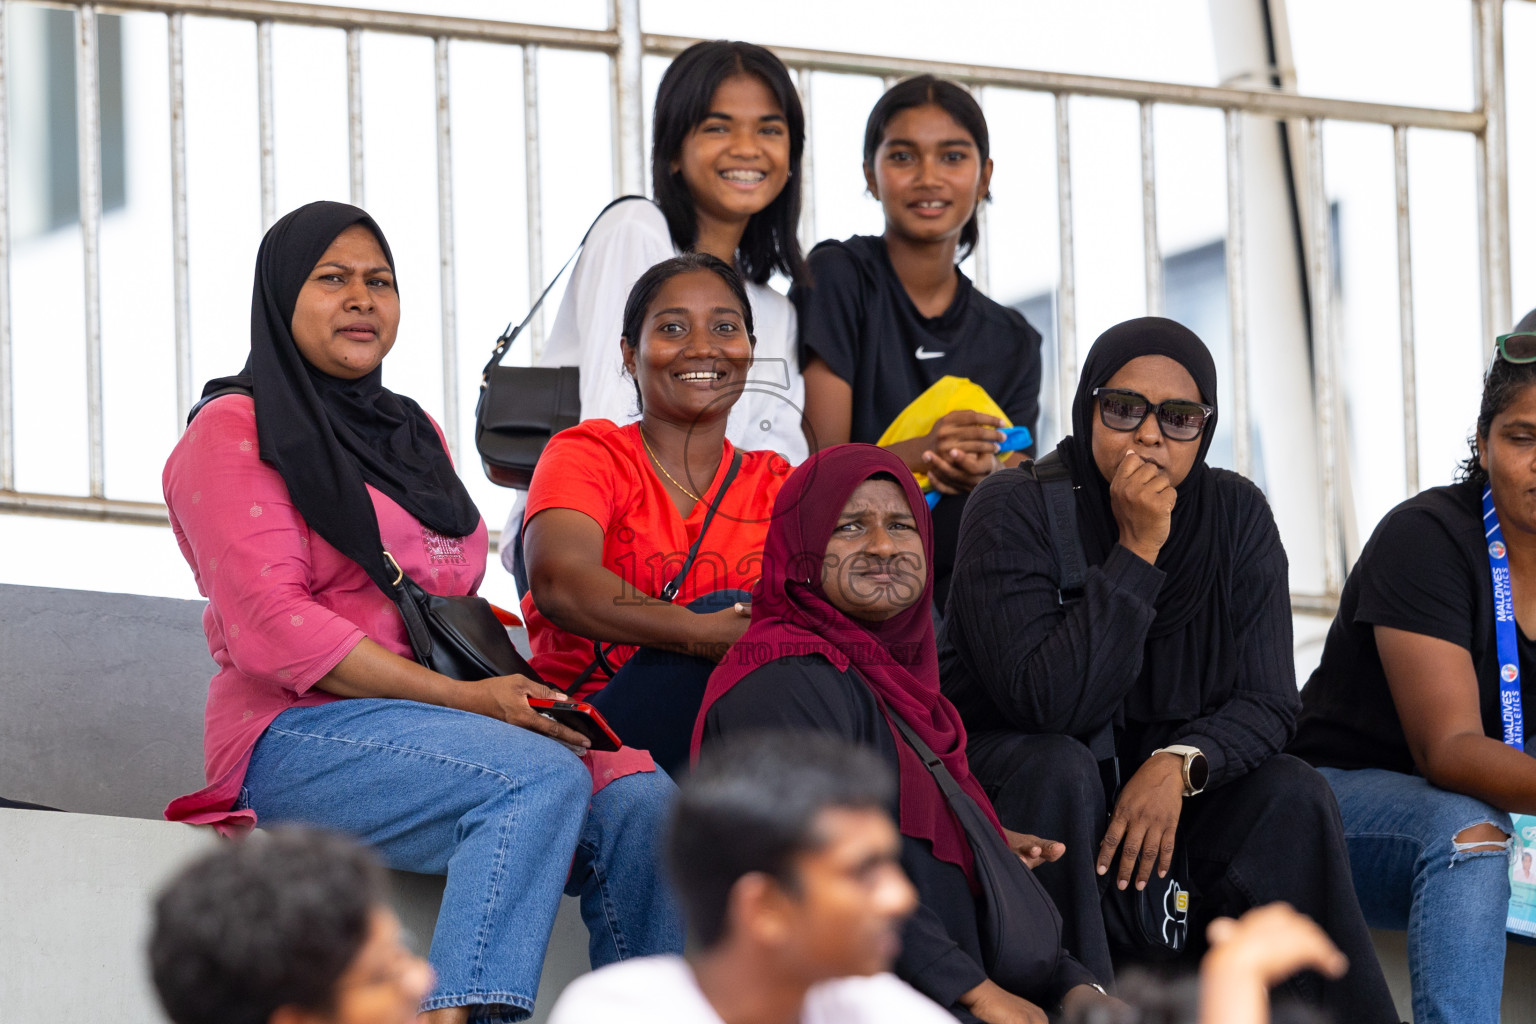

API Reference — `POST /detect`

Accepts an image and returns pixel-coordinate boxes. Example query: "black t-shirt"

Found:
[790,235,1043,446]
[1292,480,1536,773]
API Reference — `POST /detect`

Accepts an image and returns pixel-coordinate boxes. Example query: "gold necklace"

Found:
[639,427,703,503]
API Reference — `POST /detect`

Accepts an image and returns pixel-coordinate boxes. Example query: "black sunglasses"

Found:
[1092,387,1213,442]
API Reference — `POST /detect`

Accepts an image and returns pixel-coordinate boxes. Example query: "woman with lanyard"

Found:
[163,202,681,1024]
[521,254,790,777]
[1292,308,1536,1024]
[693,444,1122,1024]
[939,318,1397,1022]
[791,75,1042,613]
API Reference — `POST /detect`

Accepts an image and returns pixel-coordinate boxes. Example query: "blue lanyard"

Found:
[1484,485,1525,750]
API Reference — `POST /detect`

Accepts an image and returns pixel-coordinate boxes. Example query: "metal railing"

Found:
[0,0,1516,615]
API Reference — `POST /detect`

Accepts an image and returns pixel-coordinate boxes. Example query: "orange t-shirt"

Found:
[521,419,790,695]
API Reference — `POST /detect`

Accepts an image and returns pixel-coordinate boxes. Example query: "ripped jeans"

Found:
[1318,766,1512,1024]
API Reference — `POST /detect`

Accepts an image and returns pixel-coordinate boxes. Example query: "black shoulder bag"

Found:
[187,388,543,684]
[879,697,1069,996]
[1029,453,1191,960]
[571,448,744,691]
[475,195,649,490]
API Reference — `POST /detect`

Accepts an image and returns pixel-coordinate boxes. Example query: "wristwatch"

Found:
[1156,744,1209,797]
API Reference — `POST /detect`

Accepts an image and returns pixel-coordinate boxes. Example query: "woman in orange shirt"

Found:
[522,253,790,773]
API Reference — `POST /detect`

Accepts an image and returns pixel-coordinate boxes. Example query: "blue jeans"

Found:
[242,698,684,1022]
[1318,766,1512,1024]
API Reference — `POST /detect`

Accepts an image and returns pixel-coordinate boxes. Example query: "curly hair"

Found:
[149,829,385,1024]
[1458,308,1536,489]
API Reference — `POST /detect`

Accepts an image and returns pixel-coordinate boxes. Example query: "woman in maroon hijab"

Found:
[691,444,1116,1024]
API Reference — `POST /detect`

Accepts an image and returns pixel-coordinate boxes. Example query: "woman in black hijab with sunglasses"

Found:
[939,318,1396,1022]
[1291,308,1536,1024]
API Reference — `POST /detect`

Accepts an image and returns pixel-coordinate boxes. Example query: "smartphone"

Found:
[527,697,623,752]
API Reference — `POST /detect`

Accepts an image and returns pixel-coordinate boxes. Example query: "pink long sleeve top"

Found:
[160,395,490,829]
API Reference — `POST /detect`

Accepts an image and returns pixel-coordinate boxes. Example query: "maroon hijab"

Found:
[692,444,1004,882]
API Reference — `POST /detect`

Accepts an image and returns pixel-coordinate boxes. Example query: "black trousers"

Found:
[966,731,1401,1024]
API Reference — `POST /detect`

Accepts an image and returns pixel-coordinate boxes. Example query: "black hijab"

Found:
[199,201,481,594]
[1056,316,1233,721]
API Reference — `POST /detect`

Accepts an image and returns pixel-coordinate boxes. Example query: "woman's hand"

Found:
[313,638,592,754]
[1097,752,1184,890]
[460,674,592,753]
[687,603,752,663]
[1108,448,1175,564]
[1003,829,1065,870]
[921,411,1006,494]
[959,980,1049,1024]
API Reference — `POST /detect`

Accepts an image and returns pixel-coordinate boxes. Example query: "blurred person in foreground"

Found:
[1068,903,1346,1024]
[149,828,433,1024]
[548,731,955,1024]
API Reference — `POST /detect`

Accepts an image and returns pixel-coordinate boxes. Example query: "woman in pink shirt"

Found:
[162,201,681,1024]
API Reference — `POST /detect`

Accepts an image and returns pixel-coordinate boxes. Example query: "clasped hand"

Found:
[922,410,1006,494]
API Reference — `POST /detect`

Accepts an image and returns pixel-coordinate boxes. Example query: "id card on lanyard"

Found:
[1484,485,1525,750]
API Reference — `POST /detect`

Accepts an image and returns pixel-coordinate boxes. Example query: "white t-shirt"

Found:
[535,198,807,465]
[547,955,954,1024]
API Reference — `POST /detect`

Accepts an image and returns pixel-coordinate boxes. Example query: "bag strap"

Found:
[884,700,975,809]
[185,384,253,426]
[572,447,744,689]
[1028,453,1118,768]
[479,194,650,383]
[1029,451,1086,606]
[660,448,743,602]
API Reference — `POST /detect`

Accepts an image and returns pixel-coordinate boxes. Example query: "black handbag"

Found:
[475,195,648,490]
[883,701,1069,996]
[383,551,543,683]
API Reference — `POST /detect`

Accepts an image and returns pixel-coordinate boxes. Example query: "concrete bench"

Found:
[0,582,585,1024]
[5,581,1536,1021]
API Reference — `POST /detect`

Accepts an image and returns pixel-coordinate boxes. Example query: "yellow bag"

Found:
[875,376,1013,494]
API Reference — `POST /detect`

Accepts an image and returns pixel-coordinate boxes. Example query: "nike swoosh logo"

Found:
[914,346,944,360]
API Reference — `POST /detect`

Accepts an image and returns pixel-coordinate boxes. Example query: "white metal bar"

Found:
[346,27,363,207]
[1394,125,1418,496]
[434,36,459,459]
[0,0,12,491]
[256,19,276,229]
[78,3,106,498]
[1139,100,1162,317]
[1224,108,1250,478]
[1305,118,1341,595]
[169,12,193,426]
[523,43,544,357]
[968,83,989,295]
[795,66,816,250]
[0,491,171,524]
[642,33,1486,133]
[610,0,643,196]
[1054,93,1076,428]
[1473,0,1511,349]
[97,0,620,49]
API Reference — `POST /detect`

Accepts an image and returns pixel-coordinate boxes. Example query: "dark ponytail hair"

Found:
[862,75,991,262]
[1459,308,1536,489]
[651,41,806,286]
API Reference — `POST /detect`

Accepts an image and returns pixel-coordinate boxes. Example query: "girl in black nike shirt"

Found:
[791,76,1042,612]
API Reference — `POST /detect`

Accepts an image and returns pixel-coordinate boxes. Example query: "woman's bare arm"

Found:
[1378,624,1536,813]
[523,508,748,663]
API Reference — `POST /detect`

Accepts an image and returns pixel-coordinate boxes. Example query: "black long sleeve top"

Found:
[938,466,1298,790]
[701,655,1098,1017]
